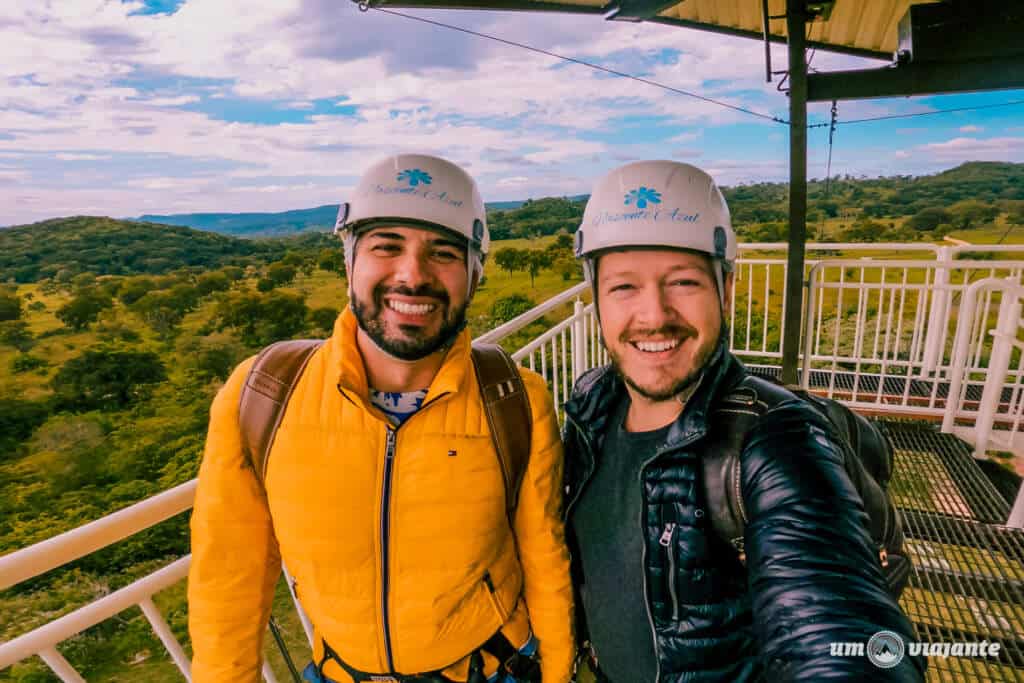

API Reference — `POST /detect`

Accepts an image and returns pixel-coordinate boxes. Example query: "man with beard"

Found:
[189,154,574,683]
[562,161,924,682]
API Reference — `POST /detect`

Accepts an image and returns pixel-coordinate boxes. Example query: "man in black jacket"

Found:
[563,160,925,682]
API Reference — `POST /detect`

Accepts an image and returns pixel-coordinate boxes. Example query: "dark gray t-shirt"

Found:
[572,396,670,683]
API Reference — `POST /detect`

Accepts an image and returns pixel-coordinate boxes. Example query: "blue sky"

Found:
[1,1,1022,226]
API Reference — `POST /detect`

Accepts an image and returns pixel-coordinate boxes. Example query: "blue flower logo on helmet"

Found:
[624,187,662,209]
[397,169,433,187]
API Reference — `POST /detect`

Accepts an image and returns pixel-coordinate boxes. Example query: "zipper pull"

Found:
[659,522,677,547]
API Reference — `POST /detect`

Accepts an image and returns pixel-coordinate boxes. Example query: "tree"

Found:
[906,207,952,232]
[0,292,22,322]
[840,219,887,243]
[221,265,245,282]
[523,250,552,288]
[553,233,574,251]
[309,306,340,333]
[553,254,580,281]
[491,294,536,324]
[215,291,309,346]
[0,320,33,351]
[1001,200,1024,226]
[53,348,168,411]
[193,344,243,382]
[131,291,186,336]
[56,289,113,331]
[267,262,298,287]
[196,271,231,296]
[950,200,999,230]
[494,248,525,279]
[747,222,788,242]
[0,398,50,462]
[318,249,346,277]
[118,276,157,305]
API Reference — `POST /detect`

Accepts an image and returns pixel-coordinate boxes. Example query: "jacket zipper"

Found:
[376,391,450,674]
[639,452,664,683]
[380,426,397,672]
[637,435,703,683]
[659,523,680,621]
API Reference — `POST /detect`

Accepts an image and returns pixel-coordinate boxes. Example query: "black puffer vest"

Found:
[562,347,926,682]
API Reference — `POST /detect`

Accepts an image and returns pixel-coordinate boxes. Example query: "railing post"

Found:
[800,264,821,390]
[1009,483,1024,529]
[38,647,85,683]
[139,597,192,681]
[921,246,952,376]
[572,298,586,383]
[972,281,1021,458]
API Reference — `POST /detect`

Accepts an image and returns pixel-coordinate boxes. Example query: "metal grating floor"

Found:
[747,365,1014,404]
[879,420,1024,682]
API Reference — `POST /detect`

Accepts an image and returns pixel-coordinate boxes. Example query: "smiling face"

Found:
[349,225,471,361]
[596,248,732,402]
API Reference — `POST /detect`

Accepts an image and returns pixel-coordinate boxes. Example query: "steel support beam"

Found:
[807,57,1024,102]
[781,0,807,386]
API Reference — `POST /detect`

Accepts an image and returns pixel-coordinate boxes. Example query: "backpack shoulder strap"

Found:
[704,374,796,561]
[239,339,324,486]
[471,343,533,526]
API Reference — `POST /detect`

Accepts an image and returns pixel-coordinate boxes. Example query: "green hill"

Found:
[0,216,285,283]
[136,204,340,238]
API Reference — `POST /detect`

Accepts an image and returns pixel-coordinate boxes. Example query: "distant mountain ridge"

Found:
[135,205,340,238]
[135,195,593,238]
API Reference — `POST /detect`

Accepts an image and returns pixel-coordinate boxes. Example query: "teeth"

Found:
[634,339,680,353]
[388,300,436,315]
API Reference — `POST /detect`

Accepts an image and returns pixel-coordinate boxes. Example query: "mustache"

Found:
[374,283,450,306]
[619,322,697,344]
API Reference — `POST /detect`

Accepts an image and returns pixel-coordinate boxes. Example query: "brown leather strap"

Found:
[239,339,324,484]
[471,343,533,526]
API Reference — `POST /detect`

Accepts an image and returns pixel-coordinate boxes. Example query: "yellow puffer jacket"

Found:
[188,307,575,682]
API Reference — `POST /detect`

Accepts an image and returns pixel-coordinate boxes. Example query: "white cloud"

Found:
[959,125,983,133]
[497,176,530,186]
[918,136,1024,162]
[144,95,201,106]
[55,153,113,161]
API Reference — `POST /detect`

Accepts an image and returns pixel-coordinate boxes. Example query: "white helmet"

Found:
[335,153,489,282]
[575,160,736,305]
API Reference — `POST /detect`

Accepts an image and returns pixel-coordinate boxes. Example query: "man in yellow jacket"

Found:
[188,154,575,683]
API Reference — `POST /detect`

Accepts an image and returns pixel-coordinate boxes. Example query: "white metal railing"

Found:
[5,241,1024,680]
[941,277,1024,528]
[0,484,282,683]
[799,257,1024,416]
[726,242,941,361]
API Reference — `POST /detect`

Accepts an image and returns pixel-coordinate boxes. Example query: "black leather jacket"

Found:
[562,346,926,682]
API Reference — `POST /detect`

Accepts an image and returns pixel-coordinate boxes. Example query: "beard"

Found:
[607,320,725,402]
[351,282,468,361]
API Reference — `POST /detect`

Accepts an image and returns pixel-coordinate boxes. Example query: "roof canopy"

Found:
[373,0,941,60]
